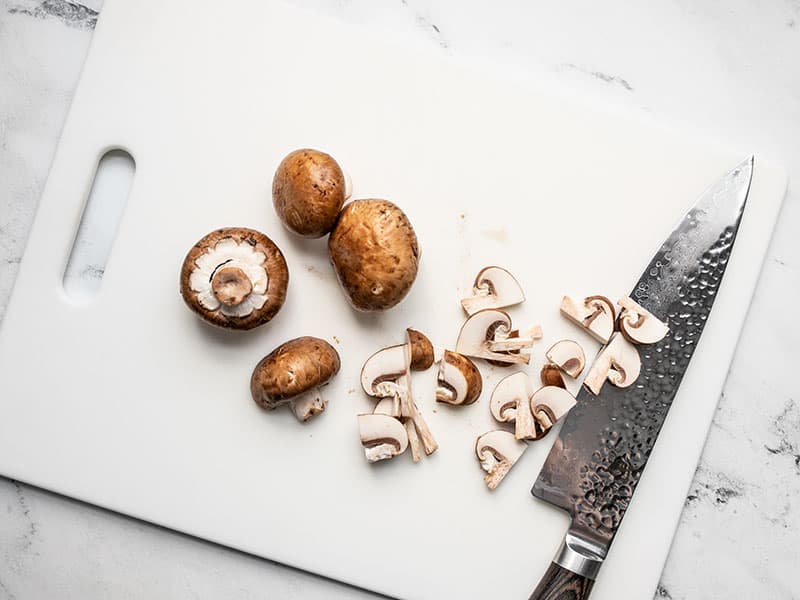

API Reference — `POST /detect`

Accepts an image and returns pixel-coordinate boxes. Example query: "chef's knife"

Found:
[528,157,754,600]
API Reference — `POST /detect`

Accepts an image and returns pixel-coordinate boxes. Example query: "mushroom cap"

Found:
[461,266,525,315]
[272,149,347,238]
[540,364,566,389]
[436,350,483,405]
[328,199,420,311]
[617,296,669,345]
[489,371,533,423]
[406,328,434,371]
[250,336,340,409]
[545,339,586,379]
[180,227,288,330]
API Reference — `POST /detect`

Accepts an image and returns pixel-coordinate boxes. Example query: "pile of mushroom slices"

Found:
[358,328,438,463]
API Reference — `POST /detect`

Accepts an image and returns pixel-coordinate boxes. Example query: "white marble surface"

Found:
[1,0,798,598]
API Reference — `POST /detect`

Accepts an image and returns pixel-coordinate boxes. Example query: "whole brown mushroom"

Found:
[328,199,420,311]
[272,149,349,238]
[250,336,341,421]
[180,227,288,330]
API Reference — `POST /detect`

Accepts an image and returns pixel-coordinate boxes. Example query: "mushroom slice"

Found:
[560,295,616,343]
[583,332,642,395]
[373,397,396,416]
[531,386,577,432]
[489,372,533,424]
[404,419,422,463]
[250,337,340,422]
[545,339,586,378]
[540,364,566,389]
[460,266,525,316]
[360,343,411,418]
[358,414,409,462]
[406,328,435,371]
[406,400,438,456]
[475,430,527,490]
[436,350,483,406]
[456,309,533,365]
[617,296,669,345]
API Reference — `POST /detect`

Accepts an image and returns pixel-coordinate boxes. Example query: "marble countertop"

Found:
[1,0,798,598]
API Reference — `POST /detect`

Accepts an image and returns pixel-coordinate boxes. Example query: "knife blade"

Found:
[528,156,754,600]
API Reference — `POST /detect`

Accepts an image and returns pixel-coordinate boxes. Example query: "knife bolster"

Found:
[553,533,604,580]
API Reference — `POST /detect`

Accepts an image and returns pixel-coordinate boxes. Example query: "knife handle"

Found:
[528,562,594,600]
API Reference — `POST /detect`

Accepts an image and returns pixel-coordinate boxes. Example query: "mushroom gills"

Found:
[583,332,642,395]
[560,295,616,343]
[475,430,527,490]
[460,266,525,315]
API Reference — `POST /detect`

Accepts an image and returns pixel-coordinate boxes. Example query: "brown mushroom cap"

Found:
[407,328,434,371]
[180,227,288,330]
[272,149,347,238]
[328,199,420,311]
[250,336,341,409]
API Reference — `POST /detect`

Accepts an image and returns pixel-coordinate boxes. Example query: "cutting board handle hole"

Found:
[62,149,136,302]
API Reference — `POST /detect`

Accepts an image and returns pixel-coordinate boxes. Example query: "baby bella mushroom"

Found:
[475,430,527,490]
[545,339,586,379]
[250,336,341,421]
[272,149,350,238]
[540,364,566,389]
[180,228,288,330]
[329,199,420,311]
[583,332,641,395]
[357,414,409,462]
[407,328,435,371]
[560,295,616,343]
[531,386,577,432]
[436,350,482,406]
[617,296,669,345]
[460,266,525,316]
[456,309,534,365]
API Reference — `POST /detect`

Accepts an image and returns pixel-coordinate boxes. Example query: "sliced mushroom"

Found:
[489,372,533,424]
[436,350,483,406]
[250,337,340,421]
[373,397,396,416]
[514,393,542,441]
[180,228,289,330]
[405,400,438,456]
[329,199,420,311]
[475,430,527,490]
[360,344,411,418]
[358,414,409,462]
[560,295,615,343]
[272,149,348,238]
[545,340,586,378]
[460,266,525,315]
[617,296,669,345]
[404,419,422,463]
[456,309,533,365]
[531,386,577,432]
[540,364,566,389]
[583,332,641,395]
[407,328,435,371]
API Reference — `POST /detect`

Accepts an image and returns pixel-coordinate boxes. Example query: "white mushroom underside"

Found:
[190,239,269,317]
[289,389,327,422]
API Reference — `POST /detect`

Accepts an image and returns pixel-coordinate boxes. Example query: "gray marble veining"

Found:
[1,1,798,599]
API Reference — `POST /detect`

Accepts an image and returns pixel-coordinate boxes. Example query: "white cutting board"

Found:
[0,1,787,598]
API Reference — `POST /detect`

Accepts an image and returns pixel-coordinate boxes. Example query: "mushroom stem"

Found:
[514,396,544,441]
[289,388,327,422]
[406,399,438,455]
[404,419,422,463]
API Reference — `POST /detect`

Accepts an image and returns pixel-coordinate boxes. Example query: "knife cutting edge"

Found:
[528,156,754,600]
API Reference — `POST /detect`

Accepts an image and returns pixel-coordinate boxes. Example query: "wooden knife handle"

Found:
[528,562,595,600]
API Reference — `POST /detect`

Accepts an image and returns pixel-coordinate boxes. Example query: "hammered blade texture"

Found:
[533,158,752,553]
